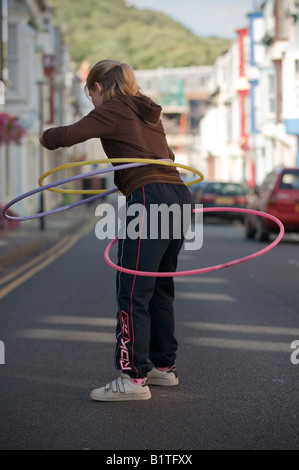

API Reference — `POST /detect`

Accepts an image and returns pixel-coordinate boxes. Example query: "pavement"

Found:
[0,201,98,270]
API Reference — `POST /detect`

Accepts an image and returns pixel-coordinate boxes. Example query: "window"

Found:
[253,84,262,131]
[199,75,207,87]
[268,73,276,116]
[276,0,288,39]
[280,170,299,189]
[294,59,299,108]
[226,103,232,143]
[1,0,8,83]
[274,60,282,122]
[144,79,153,90]
[7,23,18,93]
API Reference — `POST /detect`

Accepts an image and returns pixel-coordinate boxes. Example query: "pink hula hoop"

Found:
[104,207,285,277]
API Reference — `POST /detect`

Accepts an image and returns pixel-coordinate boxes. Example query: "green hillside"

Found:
[48,0,231,69]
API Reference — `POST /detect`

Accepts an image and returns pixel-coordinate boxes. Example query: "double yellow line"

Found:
[0,217,96,301]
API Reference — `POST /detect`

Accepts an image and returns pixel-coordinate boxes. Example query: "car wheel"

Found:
[255,219,270,242]
[244,216,256,239]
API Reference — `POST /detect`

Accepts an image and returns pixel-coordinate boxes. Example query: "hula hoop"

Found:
[38,158,204,194]
[1,162,146,221]
[2,158,204,221]
[104,207,285,277]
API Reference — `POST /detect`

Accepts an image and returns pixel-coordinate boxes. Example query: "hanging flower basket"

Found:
[0,112,27,146]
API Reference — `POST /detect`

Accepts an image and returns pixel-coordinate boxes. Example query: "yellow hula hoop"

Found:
[38,158,204,194]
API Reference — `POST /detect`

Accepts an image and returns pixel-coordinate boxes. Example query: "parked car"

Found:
[189,180,209,206]
[180,173,209,210]
[244,167,299,241]
[194,181,248,221]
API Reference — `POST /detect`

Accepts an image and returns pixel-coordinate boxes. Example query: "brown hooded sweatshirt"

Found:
[40,94,184,196]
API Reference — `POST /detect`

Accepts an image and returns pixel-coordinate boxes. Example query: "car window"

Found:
[260,172,277,192]
[192,181,207,191]
[279,171,299,190]
[204,183,245,195]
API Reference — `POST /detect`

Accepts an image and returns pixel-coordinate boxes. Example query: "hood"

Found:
[116,95,162,124]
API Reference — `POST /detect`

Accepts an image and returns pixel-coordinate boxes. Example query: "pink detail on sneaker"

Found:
[156,367,172,372]
[130,378,146,386]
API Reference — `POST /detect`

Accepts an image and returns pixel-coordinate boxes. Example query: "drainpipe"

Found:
[236,28,251,184]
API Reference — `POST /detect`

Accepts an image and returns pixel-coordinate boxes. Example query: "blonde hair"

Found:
[85,59,141,102]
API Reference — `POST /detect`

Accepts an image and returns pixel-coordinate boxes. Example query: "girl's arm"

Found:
[40,107,116,150]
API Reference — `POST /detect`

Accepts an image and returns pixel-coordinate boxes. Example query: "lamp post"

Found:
[37,80,48,231]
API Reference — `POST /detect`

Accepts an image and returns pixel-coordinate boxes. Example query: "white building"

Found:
[0,0,83,223]
[135,66,214,176]
[198,0,299,187]
[199,35,249,183]
[281,0,299,167]
[257,0,298,183]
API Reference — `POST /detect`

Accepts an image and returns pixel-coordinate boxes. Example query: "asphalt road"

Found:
[0,215,299,452]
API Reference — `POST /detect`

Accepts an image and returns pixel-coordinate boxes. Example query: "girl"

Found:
[40,59,192,401]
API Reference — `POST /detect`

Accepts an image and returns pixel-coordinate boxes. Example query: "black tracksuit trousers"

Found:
[114,183,192,379]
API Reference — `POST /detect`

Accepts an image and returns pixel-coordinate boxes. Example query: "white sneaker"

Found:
[147,365,179,386]
[90,373,151,401]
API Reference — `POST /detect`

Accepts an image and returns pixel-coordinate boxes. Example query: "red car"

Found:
[245,167,299,241]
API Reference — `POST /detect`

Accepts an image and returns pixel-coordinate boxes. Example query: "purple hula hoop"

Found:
[2,159,285,277]
[1,162,147,221]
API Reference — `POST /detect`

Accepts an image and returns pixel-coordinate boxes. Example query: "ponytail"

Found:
[85,60,141,102]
